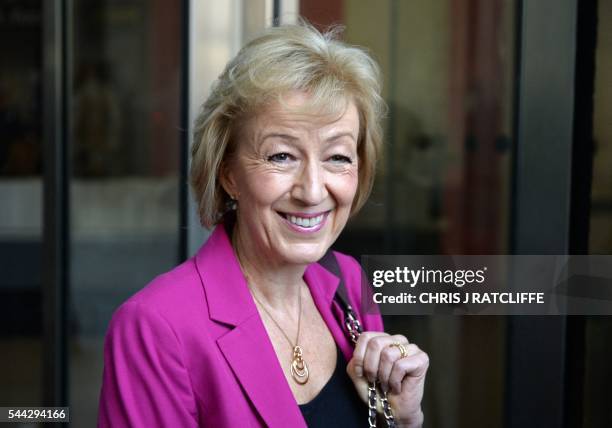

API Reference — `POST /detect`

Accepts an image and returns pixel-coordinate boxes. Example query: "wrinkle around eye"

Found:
[239,155,282,174]
[325,162,358,176]
[243,155,294,174]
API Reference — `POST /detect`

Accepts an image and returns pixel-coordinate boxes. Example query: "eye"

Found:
[329,154,353,164]
[267,152,295,163]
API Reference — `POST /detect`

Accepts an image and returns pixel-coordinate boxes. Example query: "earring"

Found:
[227,193,238,211]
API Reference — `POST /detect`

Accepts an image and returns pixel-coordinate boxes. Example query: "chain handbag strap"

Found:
[319,252,396,428]
[345,303,396,428]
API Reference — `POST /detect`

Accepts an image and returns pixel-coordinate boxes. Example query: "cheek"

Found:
[333,171,359,207]
[241,171,293,205]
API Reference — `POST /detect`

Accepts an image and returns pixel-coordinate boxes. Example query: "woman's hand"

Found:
[346,332,428,428]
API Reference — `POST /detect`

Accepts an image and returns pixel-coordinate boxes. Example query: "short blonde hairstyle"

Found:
[190,22,385,228]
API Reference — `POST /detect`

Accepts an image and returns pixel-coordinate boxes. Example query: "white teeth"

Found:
[286,214,324,228]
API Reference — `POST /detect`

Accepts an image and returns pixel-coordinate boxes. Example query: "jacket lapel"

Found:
[216,317,306,427]
[303,262,354,363]
[195,225,306,427]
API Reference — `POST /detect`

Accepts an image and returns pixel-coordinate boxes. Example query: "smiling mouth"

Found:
[277,211,330,228]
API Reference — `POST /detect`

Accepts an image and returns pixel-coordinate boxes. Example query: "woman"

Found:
[98,23,428,427]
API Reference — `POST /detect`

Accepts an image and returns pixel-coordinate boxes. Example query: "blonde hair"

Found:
[190,22,385,228]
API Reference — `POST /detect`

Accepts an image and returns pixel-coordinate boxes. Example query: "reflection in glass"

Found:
[69,1,182,425]
[585,1,612,426]
[0,0,43,407]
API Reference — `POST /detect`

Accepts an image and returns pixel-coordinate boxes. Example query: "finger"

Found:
[346,356,357,380]
[351,332,384,378]
[377,335,409,392]
[363,334,404,384]
[388,346,429,394]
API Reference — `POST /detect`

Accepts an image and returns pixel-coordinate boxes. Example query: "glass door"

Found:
[0,0,44,408]
[67,1,184,425]
[584,0,612,426]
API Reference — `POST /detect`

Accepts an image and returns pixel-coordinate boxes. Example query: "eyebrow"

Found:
[325,132,357,143]
[261,131,357,143]
[261,133,299,142]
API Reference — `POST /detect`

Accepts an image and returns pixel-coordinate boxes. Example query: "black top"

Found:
[298,345,369,427]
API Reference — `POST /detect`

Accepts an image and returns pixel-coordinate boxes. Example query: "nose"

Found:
[291,159,328,205]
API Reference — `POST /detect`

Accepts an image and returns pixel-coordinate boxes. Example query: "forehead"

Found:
[243,91,360,137]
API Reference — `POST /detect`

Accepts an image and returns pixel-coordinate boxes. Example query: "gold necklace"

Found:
[232,229,309,384]
[250,284,309,385]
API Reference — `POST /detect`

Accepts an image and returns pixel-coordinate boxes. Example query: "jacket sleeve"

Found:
[335,252,385,333]
[98,301,199,428]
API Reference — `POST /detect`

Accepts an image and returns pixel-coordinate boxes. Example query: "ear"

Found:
[219,161,238,199]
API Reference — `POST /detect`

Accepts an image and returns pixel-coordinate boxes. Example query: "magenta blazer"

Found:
[98,224,384,427]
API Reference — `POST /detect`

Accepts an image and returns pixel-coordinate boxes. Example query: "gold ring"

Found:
[389,342,408,358]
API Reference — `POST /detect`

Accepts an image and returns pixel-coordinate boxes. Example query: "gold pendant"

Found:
[290,345,309,384]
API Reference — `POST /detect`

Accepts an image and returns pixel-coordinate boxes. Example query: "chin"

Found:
[283,244,329,265]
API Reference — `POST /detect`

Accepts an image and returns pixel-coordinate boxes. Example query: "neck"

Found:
[232,223,306,310]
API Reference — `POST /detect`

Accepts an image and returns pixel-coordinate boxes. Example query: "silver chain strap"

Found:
[344,306,396,428]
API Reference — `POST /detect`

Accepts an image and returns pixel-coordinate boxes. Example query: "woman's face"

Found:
[223,91,360,267]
